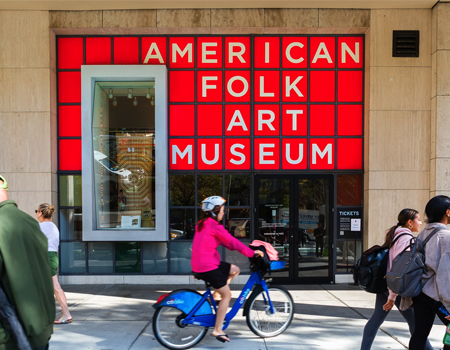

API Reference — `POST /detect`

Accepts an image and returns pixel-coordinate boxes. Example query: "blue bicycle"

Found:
[152,257,294,349]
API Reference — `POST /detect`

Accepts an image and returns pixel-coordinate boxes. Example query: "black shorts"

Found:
[193,261,231,289]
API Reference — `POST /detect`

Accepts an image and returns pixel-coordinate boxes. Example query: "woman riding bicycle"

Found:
[191,196,264,343]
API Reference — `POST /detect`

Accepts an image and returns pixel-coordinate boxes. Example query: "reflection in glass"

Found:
[336,240,362,273]
[88,242,113,273]
[170,209,196,240]
[60,209,82,240]
[143,242,168,273]
[337,174,363,206]
[170,175,195,206]
[170,241,193,274]
[225,208,250,239]
[115,242,141,273]
[225,248,250,273]
[297,179,330,278]
[60,175,82,206]
[257,179,290,279]
[225,175,250,206]
[197,175,223,206]
[92,81,156,230]
[60,242,86,273]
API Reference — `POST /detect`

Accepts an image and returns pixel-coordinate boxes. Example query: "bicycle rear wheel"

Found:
[152,306,208,350]
[246,285,294,338]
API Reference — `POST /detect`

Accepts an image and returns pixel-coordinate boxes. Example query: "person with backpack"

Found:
[361,209,433,350]
[409,196,450,350]
[191,196,264,343]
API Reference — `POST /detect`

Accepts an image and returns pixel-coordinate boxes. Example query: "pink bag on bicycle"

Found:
[249,240,279,261]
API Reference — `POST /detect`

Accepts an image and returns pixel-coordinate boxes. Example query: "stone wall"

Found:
[0,10,57,218]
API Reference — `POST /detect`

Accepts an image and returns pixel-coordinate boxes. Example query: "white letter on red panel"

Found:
[286,42,304,64]
[227,76,249,98]
[227,110,248,131]
[312,143,333,164]
[286,110,303,131]
[202,42,218,63]
[258,110,276,131]
[312,42,333,64]
[201,143,220,165]
[172,43,193,63]
[260,76,274,97]
[265,42,270,63]
[202,76,218,97]
[229,43,246,64]
[230,144,246,165]
[285,143,304,164]
[143,43,164,64]
[285,76,304,97]
[172,145,193,164]
[260,144,275,164]
[341,42,360,64]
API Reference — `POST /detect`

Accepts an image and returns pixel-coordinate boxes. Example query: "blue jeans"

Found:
[361,291,433,350]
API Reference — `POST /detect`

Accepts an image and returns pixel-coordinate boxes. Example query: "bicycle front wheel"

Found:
[152,306,208,350]
[246,285,294,338]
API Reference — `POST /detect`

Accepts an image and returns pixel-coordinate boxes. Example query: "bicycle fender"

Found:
[243,284,264,317]
[153,289,213,316]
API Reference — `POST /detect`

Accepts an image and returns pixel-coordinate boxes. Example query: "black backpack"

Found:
[353,233,410,293]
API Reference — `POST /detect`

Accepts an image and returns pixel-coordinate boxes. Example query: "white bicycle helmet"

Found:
[201,196,226,214]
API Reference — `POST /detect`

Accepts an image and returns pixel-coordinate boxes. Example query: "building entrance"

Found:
[255,174,333,284]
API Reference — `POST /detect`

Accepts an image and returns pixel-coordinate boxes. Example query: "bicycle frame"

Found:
[181,270,275,330]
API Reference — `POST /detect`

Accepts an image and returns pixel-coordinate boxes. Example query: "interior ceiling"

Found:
[0,0,439,10]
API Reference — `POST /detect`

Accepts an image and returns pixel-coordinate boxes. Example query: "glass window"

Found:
[59,175,82,207]
[337,174,363,206]
[170,241,193,274]
[115,242,141,273]
[92,81,156,230]
[170,209,196,240]
[88,242,113,273]
[225,175,250,206]
[336,240,362,273]
[143,242,168,274]
[170,175,195,206]
[197,175,223,206]
[225,208,250,239]
[60,209,82,240]
[225,248,250,274]
[60,242,86,273]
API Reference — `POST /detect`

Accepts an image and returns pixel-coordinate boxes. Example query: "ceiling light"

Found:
[108,89,113,99]
[146,89,151,100]
[113,97,118,107]
[151,96,155,106]
[133,96,138,107]
[128,89,133,99]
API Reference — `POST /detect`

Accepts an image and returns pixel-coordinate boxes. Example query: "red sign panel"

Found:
[56,35,364,172]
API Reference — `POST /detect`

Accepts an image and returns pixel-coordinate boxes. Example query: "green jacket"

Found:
[0,200,55,350]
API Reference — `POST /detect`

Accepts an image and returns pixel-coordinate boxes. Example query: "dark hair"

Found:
[38,203,56,219]
[383,208,419,248]
[425,195,450,223]
[197,205,222,232]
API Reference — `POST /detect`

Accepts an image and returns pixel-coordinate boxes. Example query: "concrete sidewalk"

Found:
[50,284,447,350]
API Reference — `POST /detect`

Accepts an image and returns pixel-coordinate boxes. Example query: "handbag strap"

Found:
[421,227,443,247]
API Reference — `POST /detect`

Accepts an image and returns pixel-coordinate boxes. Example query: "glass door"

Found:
[255,174,333,284]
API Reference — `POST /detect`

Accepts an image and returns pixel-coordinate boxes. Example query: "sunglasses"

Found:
[35,210,40,213]
[0,175,7,191]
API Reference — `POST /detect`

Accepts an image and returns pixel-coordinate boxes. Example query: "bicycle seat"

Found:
[192,272,212,288]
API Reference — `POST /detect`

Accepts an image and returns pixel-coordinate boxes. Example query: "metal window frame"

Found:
[81,65,168,241]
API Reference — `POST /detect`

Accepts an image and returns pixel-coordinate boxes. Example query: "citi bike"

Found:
[152,256,294,350]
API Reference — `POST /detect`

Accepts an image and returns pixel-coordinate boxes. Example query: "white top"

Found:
[39,222,60,252]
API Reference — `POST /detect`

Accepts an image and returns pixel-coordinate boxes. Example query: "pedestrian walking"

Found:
[409,196,450,350]
[36,203,73,324]
[0,175,55,349]
[361,208,433,350]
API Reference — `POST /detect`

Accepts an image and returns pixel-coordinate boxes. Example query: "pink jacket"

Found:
[250,240,279,261]
[191,218,255,273]
[387,227,414,300]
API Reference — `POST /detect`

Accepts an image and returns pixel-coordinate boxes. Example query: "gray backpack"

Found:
[385,227,442,298]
